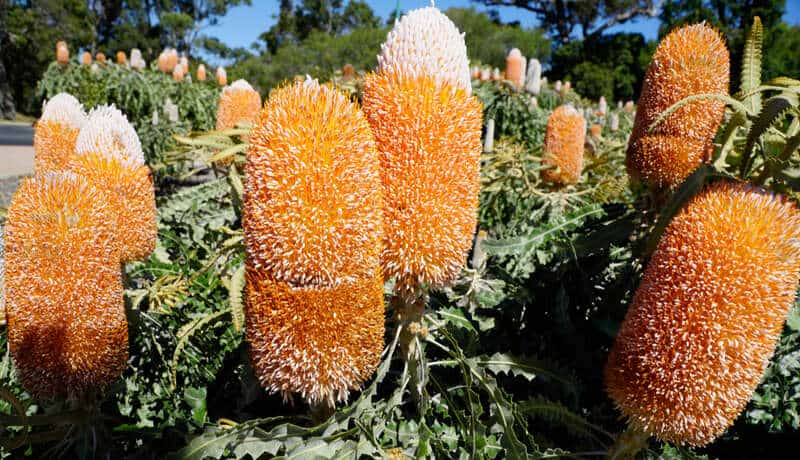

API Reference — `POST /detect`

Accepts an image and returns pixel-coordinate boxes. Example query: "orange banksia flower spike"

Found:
[172,65,185,82]
[216,66,227,86]
[626,23,730,189]
[56,41,69,64]
[95,52,106,65]
[243,79,384,405]
[81,51,91,65]
[4,172,127,399]
[72,105,156,262]
[605,181,800,446]
[540,105,586,185]
[505,48,525,88]
[34,93,87,174]
[197,64,207,81]
[364,5,482,290]
[116,50,126,65]
[216,79,262,131]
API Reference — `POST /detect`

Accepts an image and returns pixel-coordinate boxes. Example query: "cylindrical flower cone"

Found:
[74,105,155,262]
[626,23,729,189]
[216,66,227,86]
[116,51,126,65]
[216,79,262,131]
[81,51,91,65]
[197,64,207,81]
[243,80,384,405]
[590,123,602,139]
[172,65,185,82]
[525,58,541,94]
[377,6,471,94]
[342,63,355,81]
[130,49,145,70]
[540,105,586,185]
[95,52,106,65]
[4,172,127,399]
[505,48,524,88]
[56,41,69,64]
[605,181,800,446]
[34,93,87,174]
[179,56,189,75]
[363,72,482,289]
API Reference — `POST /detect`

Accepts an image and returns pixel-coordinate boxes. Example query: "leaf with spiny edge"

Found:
[740,16,763,114]
[741,93,799,177]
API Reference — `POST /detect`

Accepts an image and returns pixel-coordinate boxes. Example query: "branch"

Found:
[587,0,662,38]
[477,0,548,15]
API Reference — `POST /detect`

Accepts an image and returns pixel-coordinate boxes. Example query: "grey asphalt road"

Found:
[0,124,34,146]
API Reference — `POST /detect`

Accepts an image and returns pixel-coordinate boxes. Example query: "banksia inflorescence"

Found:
[377,6,471,94]
[95,52,106,65]
[216,66,227,86]
[197,64,207,81]
[172,65,185,82]
[605,181,800,446]
[215,79,262,131]
[626,23,730,189]
[56,41,69,64]
[34,93,87,174]
[364,6,482,289]
[81,51,91,65]
[505,48,525,88]
[243,80,384,405]
[116,51,126,65]
[73,105,156,262]
[4,172,128,399]
[540,105,586,185]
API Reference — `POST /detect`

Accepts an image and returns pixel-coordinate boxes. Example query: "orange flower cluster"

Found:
[626,23,730,189]
[73,105,156,262]
[363,72,482,289]
[215,79,262,131]
[605,181,800,446]
[34,93,87,174]
[244,80,384,405]
[540,105,586,185]
[4,172,127,399]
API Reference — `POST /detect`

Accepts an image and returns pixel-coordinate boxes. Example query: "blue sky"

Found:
[203,0,800,58]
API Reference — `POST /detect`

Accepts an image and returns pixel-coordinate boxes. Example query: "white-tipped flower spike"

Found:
[130,49,145,70]
[492,67,501,80]
[480,67,491,81]
[377,6,471,94]
[216,66,227,86]
[555,80,562,92]
[34,93,87,173]
[598,96,608,115]
[76,105,144,165]
[164,99,179,123]
[618,100,623,110]
[526,58,541,95]
[610,113,620,131]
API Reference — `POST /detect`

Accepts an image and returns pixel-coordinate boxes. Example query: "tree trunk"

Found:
[0,56,15,120]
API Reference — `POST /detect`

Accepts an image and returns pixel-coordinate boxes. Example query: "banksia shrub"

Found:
[505,48,524,88]
[626,23,729,189]
[73,105,156,262]
[540,105,586,185]
[216,66,227,86]
[197,64,207,81]
[215,79,262,131]
[34,93,86,174]
[605,181,800,446]
[4,172,127,399]
[377,6,471,94]
[363,71,482,289]
[56,41,69,64]
[243,80,384,405]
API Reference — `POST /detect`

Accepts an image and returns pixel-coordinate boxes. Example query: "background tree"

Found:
[473,0,661,43]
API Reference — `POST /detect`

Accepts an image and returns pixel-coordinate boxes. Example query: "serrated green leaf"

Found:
[230,264,246,333]
[741,94,799,177]
[741,16,763,113]
[438,307,478,333]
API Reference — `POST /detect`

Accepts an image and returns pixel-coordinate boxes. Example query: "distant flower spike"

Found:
[4,172,127,399]
[505,48,525,88]
[216,79,262,131]
[56,41,69,64]
[540,105,586,185]
[216,66,227,86]
[116,51,126,65]
[605,181,800,446]
[197,64,207,81]
[34,93,87,174]
[244,80,384,405]
[626,23,729,189]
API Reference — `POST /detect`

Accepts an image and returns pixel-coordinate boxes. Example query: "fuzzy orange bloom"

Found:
[216,66,227,86]
[505,48,524,88]
[4,172,127,399]
[197,64,207,81]
[590,123,602,139]
[245,269,384,405]
[605,181,800,446]
[362,72,482,289]
[541,105,586,185]
[95,52,106,64]
[243,80,384,404]
[116,51,126,65]
[74,105,156,262]
[34,93,86,174]
[56,41,69,64]
[626,23,729,189]
[172,65,185,82]
[215,79,262,131]
[81,51,91,65]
